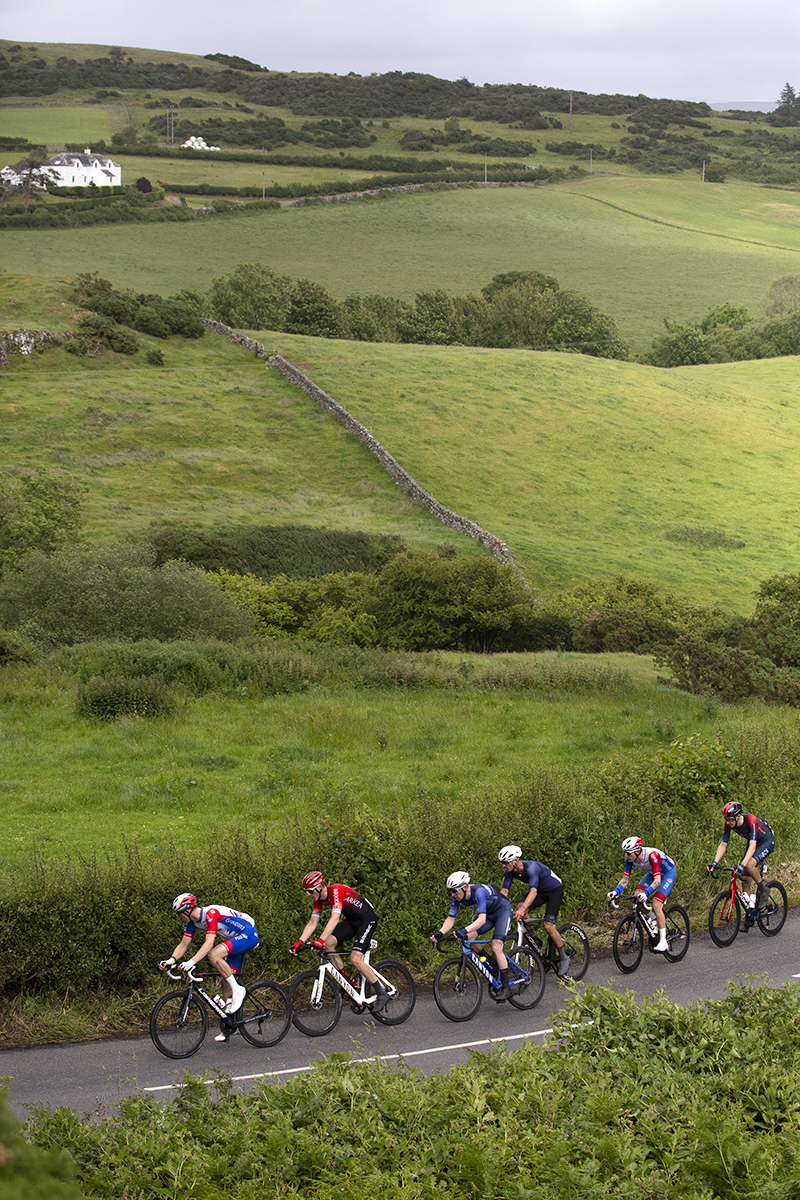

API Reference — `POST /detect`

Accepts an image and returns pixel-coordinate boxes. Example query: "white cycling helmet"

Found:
[621,837,643,856]
[499,844,523,864]
[172,892,197,913]
[446,871,470,892]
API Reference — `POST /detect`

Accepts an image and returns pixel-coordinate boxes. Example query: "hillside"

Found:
[4,275,800,612]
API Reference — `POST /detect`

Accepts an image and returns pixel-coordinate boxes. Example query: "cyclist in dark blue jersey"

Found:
[707,801,775,915]
[431,871,514,1000]
[498,845,571,977]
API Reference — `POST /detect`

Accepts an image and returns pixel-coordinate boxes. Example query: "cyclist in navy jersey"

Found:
[431,871,515,1000]
[159,894,258,1020]
[707,802,774,915]
[498,845,570,977]
[291,873,389,1013]
[607,837,676,953]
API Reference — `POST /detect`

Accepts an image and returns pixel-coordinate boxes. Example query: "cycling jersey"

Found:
[186,905,257,939]
[722,814,773,846]
[502,860,562,894]
[185,904,259,972]
[312,884,376,919]
[623,848,675,880]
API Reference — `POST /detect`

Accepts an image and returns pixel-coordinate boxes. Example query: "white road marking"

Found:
[143,1025,556,1093]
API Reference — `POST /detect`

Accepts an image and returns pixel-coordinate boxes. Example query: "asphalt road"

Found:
[3,910,798,1120]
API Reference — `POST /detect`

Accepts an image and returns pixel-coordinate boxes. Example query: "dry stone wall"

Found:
[202,318,525,578]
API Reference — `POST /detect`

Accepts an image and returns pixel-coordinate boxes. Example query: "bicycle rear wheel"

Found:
[662,904,690,963]
[757,881,787,936]
[507,946,546,1010]
[557,922,590,981]
[709,891,741,947]
[238,980,291,1047]
[369,960,416,1025]
[291,969,342,1036]
[149,990,208,1059]
[433,956,482,1022]
[612,913,644,974]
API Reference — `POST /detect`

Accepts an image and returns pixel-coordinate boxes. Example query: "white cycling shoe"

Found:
[214,1032,229,1042]
[655,933,669,953]
[225,980,246,1013]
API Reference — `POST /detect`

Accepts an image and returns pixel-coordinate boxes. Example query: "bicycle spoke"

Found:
[238,980,291,1047]
[149,990,208,1059]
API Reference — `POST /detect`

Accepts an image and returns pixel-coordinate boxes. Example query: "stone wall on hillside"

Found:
[199,318,525,578]
[0,328,65,366]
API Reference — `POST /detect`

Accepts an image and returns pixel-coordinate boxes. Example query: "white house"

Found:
[44,149,122,188]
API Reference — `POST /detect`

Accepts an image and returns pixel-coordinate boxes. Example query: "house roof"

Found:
[46,148,120,169]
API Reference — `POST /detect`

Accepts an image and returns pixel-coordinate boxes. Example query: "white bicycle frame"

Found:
[309,939,397,1007]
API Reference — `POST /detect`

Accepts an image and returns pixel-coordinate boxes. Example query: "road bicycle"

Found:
[610,895,690,974]
[707,863,787,947]
[506,915,590,982]
[432,933,546,1022]
[290,940,415,1036]
[149,967,291,1059]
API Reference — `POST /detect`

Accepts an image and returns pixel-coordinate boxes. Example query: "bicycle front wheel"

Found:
[239,980,292,1047]
[291,970,342,1037]
[612,913,644,974]
[709,891,741,947]
[149,990,208,1059]
[557,922,590,981]
[663,904,690,963]
[369,960,416,1025]
[507,945,546,1010]
[433,956,482,1022]
[757,881,787,936]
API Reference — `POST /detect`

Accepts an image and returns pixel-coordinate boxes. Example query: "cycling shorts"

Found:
[475,895,513,942]
[332,912,378,954]
[528,883,564,925]
[751,837,775,868]
[223,925,260,972]
[636,868,676,904]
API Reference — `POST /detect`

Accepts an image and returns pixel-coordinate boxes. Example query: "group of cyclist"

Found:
[157,799,775,1020]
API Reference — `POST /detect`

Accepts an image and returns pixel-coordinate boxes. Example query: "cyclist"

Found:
[430,871,515,1000]
[707,802,774,917]
[291,873,389,1014]
[498,845,571,978]
[607,837,676,953]
[159,894,258,1020]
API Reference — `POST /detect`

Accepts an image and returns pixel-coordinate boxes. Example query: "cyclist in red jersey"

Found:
[290,872,389,1013]
[707,801,775,916]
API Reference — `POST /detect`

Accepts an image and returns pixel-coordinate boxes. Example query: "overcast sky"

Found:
[2,0,798,105]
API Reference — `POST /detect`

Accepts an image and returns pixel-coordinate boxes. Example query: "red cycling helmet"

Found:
[723,801,743,827]
[302,871,325,892]
[172,892,197,913]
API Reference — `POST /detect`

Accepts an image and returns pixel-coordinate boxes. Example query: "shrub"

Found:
[76,674,176,719]
[0,628,37,665]
[0,544,253,646]
[145,347,164,366]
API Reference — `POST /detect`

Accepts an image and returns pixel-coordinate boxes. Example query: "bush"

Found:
[0,1082,84,1199]
[0,544,253,646]
[76,674,176,719]
[0,628,37,665]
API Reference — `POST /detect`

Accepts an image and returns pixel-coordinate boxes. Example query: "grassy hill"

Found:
[3,274,800,611]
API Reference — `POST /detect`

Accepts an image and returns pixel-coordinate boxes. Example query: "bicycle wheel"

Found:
[149,990,208,1059]
[757,881,787,937]
[507,946,546,1010]
[238,980,291,1047]
[662,904,690,963]
[612,913,644,974]
[369,960,416,1026]
[291,969,342,1037]
[557,923,590,981]
[709,891,741,947]
[433,956,482,1022]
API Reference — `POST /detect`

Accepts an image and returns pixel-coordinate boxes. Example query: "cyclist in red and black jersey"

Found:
[707,802,775,915]
[290,873,389,1013]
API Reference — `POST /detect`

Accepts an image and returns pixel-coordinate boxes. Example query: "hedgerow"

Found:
[21,979,800,1199]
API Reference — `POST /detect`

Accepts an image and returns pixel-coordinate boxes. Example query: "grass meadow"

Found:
[4,177,800,344]
[0,649,783,870]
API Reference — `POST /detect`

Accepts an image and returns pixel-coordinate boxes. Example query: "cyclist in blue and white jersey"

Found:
[707,801,775,916]
[430,872,515,1000]
[159,894,259,1018]
[498,845,570,977]
[607,837,676,953]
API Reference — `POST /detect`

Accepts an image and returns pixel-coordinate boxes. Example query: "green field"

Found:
[5,178,800,344]
[0,103,123,144]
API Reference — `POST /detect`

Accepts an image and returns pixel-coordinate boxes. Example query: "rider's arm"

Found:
[437,914,457,938]
[317,907,343,943]
[169,931,193,961]
[741,838,758,869]
[186,931,216,966]
[514,886,537,918]
[297,911,321,944]
[710,838,728,867]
